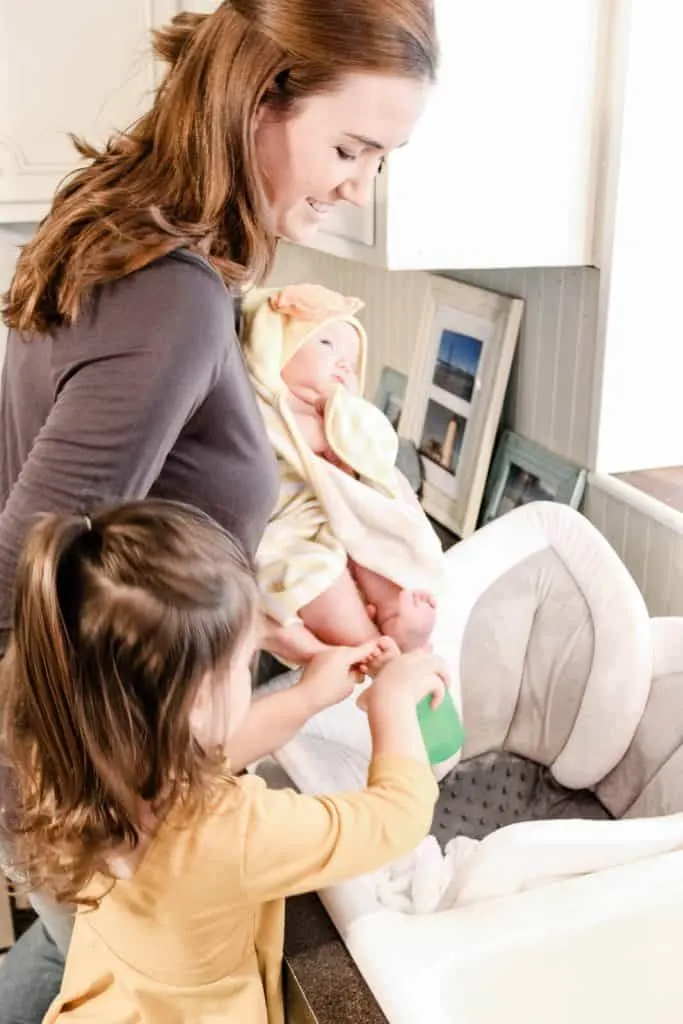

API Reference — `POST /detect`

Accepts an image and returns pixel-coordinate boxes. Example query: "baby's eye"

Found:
[335,146,357,161]
[318,337,333,347]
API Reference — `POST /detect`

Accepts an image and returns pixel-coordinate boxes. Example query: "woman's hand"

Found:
[260,615,329,666]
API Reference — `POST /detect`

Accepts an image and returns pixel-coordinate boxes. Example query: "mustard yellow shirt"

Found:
[44,755,438,1023]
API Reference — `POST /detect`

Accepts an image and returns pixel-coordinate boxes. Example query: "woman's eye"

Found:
[336,147,357,161]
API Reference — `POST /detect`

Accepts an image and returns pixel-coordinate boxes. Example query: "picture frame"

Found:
[373,366,408,431]
[399,275,524,538]
[482,430,587,526]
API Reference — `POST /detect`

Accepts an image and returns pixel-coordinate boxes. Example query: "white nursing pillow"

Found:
[436,503,653,790]
[596,617,683,818]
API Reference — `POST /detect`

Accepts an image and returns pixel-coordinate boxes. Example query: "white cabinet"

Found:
[0,2,193,223]
[307,0,609,271]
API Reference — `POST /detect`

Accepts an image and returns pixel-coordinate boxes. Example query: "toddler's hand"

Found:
[361,648,450,714]
[298,641,378,715]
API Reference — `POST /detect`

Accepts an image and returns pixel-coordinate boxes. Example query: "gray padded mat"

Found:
[434,752,612,845]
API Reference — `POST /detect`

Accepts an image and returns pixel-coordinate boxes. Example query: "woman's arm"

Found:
[260,615,330,665]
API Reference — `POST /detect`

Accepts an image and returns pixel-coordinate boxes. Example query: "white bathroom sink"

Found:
[329,851,683,1024]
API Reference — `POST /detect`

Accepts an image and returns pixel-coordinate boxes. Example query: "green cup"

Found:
[416,688,465,765]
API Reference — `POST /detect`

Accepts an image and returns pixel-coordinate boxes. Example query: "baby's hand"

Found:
[298,641,378,715]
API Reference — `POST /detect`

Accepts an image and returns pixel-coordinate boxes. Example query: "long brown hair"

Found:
[3,0,438,334]
[0,500,257,904]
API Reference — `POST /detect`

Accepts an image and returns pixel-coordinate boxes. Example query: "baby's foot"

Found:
[356,637,401,709]
[360,635,401,677]
[380,590,437,653]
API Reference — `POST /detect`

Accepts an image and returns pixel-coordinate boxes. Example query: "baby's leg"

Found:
[352,564,436,653]
[299,566,380,646]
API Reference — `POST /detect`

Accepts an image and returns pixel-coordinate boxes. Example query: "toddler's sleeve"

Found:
[240,754,438,902]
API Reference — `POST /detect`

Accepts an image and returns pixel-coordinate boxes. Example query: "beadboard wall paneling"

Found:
[269,245,600,467]
[583,475,683,616]
[0,225,34,368]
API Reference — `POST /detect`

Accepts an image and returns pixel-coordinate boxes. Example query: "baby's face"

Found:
[281,320,361,399]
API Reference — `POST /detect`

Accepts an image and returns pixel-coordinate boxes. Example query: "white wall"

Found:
[0,224,34,367]
[592,4,683,473]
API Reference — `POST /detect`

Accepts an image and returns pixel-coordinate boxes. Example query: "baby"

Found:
[241,284,445,660]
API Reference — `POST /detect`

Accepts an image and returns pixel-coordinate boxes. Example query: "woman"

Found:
[0,1,437,1020]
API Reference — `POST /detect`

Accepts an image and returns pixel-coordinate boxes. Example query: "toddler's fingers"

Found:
[429,676,447,709]
[347,640,380,666]
[411,652,450,688]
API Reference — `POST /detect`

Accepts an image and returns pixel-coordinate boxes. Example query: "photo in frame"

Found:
[398,275,524,538]
[482,430,587,526]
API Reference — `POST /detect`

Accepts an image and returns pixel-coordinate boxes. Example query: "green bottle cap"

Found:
[416,688,465,765]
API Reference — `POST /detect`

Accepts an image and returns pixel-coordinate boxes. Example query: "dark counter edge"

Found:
[284,892,388,1024]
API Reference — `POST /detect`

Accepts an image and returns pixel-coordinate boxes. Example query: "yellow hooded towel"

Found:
[241,283,445,627]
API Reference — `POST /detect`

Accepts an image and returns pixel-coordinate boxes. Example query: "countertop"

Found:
[283,892,387,1024]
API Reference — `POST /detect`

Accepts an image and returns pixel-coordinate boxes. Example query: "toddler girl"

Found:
[241,283,446,664]
[0,499,444,1023]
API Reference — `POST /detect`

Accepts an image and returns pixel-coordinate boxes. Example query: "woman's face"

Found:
[254,72,430,242]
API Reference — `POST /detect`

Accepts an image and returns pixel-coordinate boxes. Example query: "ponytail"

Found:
[9,515,93,809]
[0,500,256,904]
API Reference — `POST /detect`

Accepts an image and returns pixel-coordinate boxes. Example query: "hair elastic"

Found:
[83,514,93,532]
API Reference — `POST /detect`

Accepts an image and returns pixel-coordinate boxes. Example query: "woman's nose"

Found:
[338,169,375,208]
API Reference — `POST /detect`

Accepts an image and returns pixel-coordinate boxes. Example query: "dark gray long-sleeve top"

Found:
[0,249,278,650]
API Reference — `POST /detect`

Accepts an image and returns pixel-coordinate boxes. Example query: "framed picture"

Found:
[399,275,524,538]
[482,430,587,526]
[373,366,408,431]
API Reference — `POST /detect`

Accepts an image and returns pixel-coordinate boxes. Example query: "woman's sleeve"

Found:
[240,754,439,902]
[0,257,233,643]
